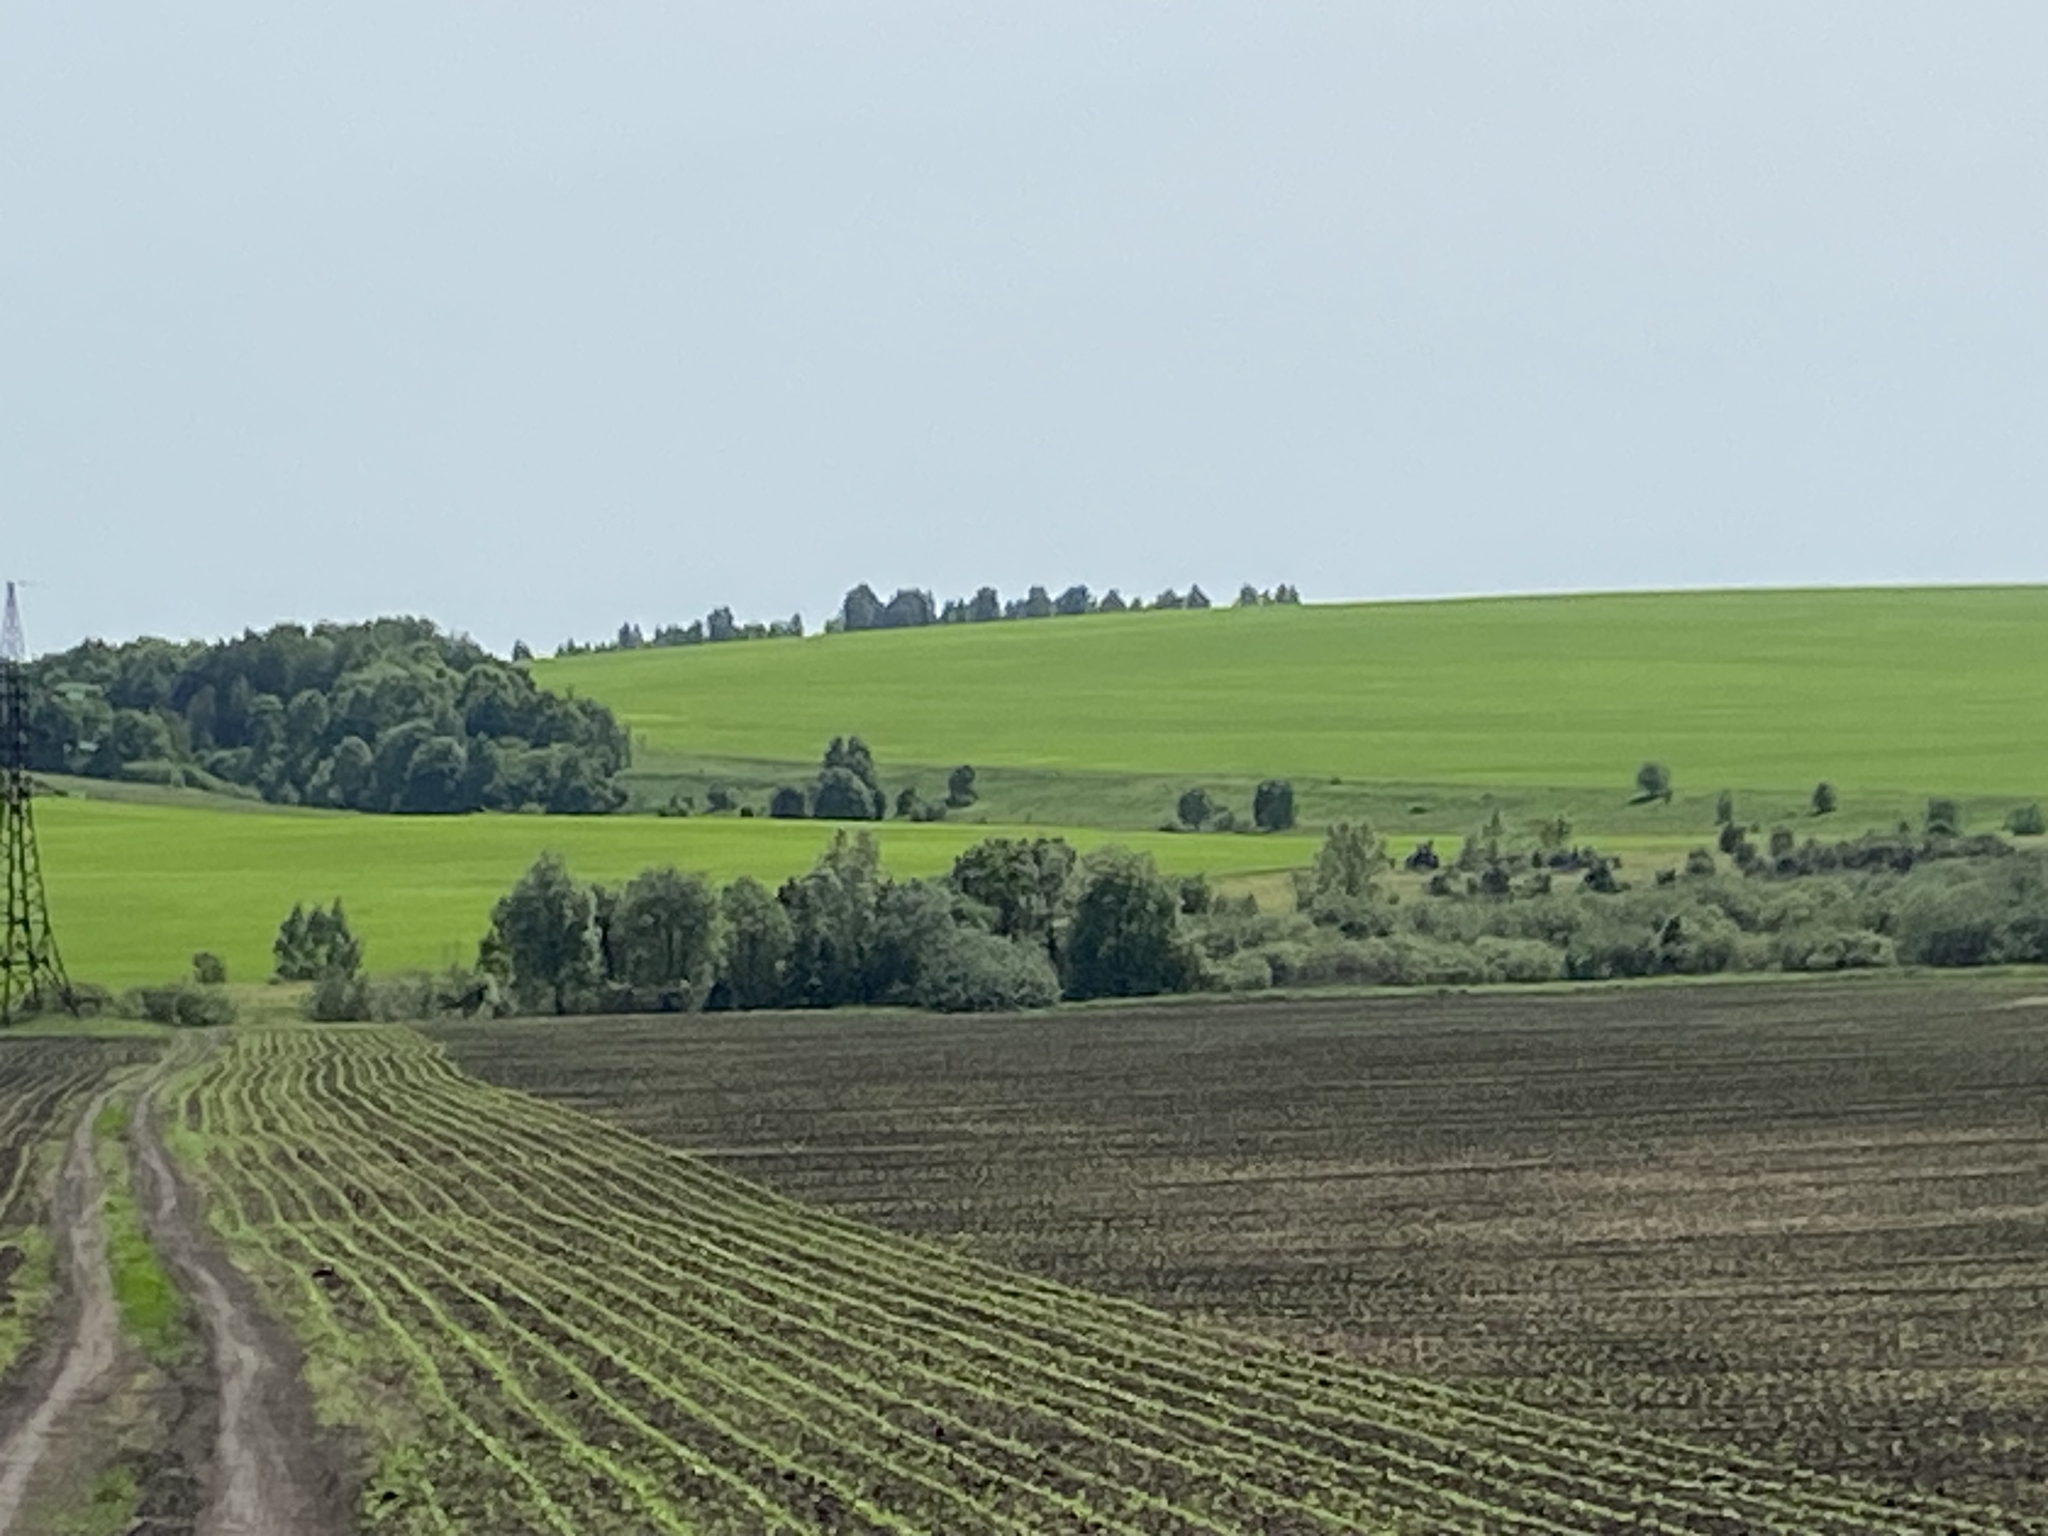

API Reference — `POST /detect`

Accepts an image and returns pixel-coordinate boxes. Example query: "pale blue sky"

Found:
[5,4,2042,654]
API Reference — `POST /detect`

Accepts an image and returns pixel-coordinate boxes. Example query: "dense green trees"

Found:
[829,579,1299,633]
[27,618,627,813]
[1253,779,1296,832]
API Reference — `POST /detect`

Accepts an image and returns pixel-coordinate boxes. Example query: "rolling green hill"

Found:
[541,586,2048,802]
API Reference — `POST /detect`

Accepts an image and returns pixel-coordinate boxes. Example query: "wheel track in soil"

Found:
[132,1052,351,1536]
[0,1084,119,1535]
[0,1045,349,1536]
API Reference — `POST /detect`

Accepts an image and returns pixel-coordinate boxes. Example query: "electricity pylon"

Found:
[1,581,74,1021]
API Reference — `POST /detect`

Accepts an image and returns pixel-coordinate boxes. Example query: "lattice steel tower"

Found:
[1,582,73,1021]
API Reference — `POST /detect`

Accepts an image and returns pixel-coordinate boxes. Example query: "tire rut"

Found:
[133,1070,352,1536]
[0,1086,119,1535]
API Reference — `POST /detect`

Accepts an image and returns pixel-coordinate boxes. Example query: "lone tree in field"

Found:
[945,764,978,808]
[1811,782,1838,816]
[1925,797,1962,837]
[1715,789,1736,825]
[1176,787,1216,831]
[1252,778,1296,832]
[1634,762,1673,804]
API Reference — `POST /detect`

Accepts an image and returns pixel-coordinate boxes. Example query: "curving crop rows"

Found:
[171,1025,2048,1536]
[0,1036,156,1376]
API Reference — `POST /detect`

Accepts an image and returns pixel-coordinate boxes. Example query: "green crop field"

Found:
[541,586,2048,804]
[34,793,1324,988]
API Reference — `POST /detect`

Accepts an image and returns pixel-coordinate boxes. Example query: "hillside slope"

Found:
[539,586,2048,797]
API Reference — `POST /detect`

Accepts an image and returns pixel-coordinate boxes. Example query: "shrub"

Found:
[1634,762,1673,803]
[1714,790,1735,826]
[1207,951,1274,992]
[945,765,978,809]
[1811,782,1837,816]
[705,782,738,813]
[2007,803,2045,837]
[1684,848,1717,877]
[124,983,236,1028]
[913,930,1059,1013]
[308,968,504,1022]
[768,785,806,819]
[1925,797,1962,837]
[191,951,228,986]
[1176,787,1215,831]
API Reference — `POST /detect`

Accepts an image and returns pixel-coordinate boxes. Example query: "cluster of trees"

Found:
[828,580,1299,633]
[407,834,1199,1018]
[551,607,805,658]
[756,739,976,824]
[297,818,2044,1024]
[25,618,629,813]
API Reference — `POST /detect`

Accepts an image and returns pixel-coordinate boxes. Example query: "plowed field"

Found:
[443,981,2048,1518]
[176,1021,2048,1533]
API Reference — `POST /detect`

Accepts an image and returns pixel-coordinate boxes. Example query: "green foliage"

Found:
[305,967,504,1022]
[122,982,236,1027]
[1715,790,1736,825]
[605,867,718,1010]
[273,900,363,981]
[1635,762,1673,803]
[715,877,793,1009]
[812,736,885,820]
[488,853,604,1014]
[1811,782,1838,816]
[949,838,1075,950]
[768,785,806,818]
[1063,850,1197,1000]
[945,764,978,808]
[190,950,227,985]
[27,616,627,813]
[1252,778,1295,832]
[2006,803,2045,837]
[1925,797,1962,837]
[1305,822,1388,902]
[1176,786,1216,830]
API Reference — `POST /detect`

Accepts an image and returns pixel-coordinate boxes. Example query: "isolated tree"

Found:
[1925,797,1962,837]
[2007,803,2046,837]
[611,866,718,1007]
[1634,762,1673,803]
[1252,778,1296,832]
[191,951,228,986]
[967,586,1002,623]
[1097,590,1127,614]
[1054,584,1092,617]
[489,853,603,1014]
[1063,850,1194,1000]
[1237,584,1262,607]
[1176,786,1216,831]
[717,877,792,1009]
[1811,782,1838,816]
[945,764,978,808]
[274,900,362,982]
[768,785,806,819]
[1185,585,1211,610]
[510,639,533,662]
[1714,789,1736,826]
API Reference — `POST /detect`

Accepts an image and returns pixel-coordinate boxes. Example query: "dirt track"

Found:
[0,1088,118,1534]
[133,1079,349,1536]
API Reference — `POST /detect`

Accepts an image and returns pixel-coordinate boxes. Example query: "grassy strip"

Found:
[93,1101,184,1368]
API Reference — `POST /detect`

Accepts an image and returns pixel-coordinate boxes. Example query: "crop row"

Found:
[167,1024,2048,1536]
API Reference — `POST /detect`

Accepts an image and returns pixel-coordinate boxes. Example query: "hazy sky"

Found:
[5,4,2043,655]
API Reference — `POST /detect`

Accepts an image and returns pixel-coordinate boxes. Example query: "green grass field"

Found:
[542,586,2048,802]
[35,794,1327,988]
